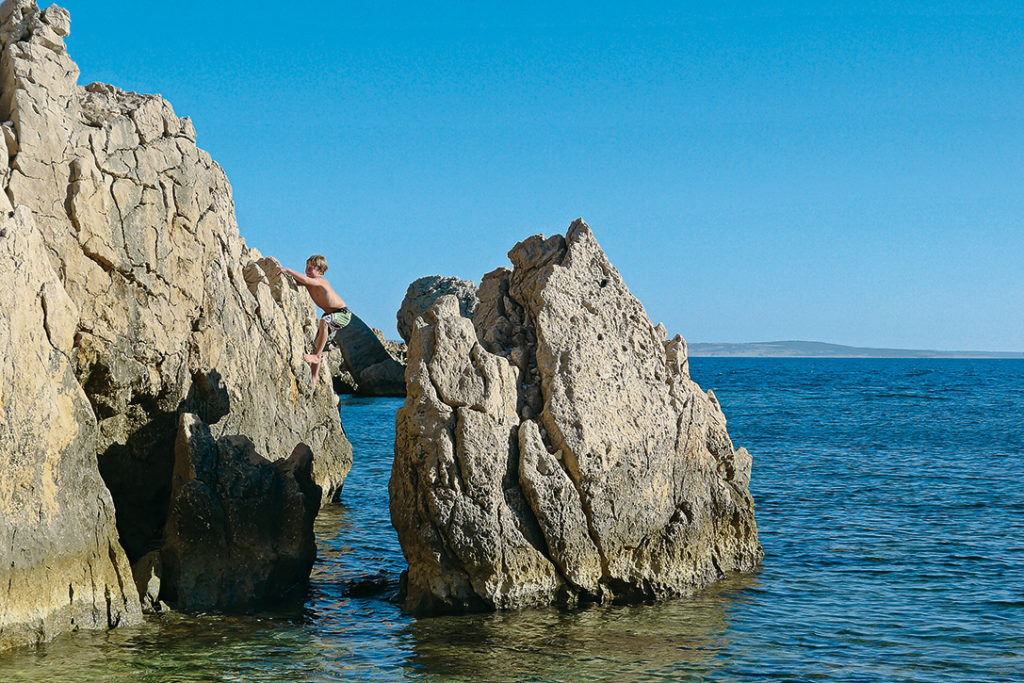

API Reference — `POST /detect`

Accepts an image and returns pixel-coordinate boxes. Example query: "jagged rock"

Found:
[0,207,142,650]
[160,414,320,612]
[326,327,406,395]
[376,327,408,366]
[326,346,360,394]
[331,312,406,397]
[397,275,478,343]
[390,220,762,614]
[0,1,351,649]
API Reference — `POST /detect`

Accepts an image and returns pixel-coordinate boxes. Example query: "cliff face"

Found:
[390,220,762,613]
[0,206,142,650]
[0,0,351,649]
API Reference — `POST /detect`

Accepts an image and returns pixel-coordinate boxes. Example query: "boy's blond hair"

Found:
[306,254,328,274]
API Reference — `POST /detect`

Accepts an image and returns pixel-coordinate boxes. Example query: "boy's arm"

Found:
[277,265,315,287]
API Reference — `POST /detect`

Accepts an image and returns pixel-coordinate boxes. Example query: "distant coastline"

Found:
[688,341,1024,359]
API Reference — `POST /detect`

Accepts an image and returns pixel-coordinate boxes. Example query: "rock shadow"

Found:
[92,368,231,565]
[158,418,321,612]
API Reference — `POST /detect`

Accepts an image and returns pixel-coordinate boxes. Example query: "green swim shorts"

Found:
[322,307,352,334]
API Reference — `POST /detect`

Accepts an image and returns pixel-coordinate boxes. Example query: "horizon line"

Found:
[687,340,1024,357]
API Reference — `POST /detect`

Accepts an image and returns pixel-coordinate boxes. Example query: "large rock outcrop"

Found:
[160,414,320,611]
[0,0,351,649]
[397,275,478,343]
[0,207,142,650]
[390,220,761,613]
[330,312,406,397]
[326,326,406,395]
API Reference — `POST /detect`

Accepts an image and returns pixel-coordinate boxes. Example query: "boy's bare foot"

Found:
[310,359,321,387]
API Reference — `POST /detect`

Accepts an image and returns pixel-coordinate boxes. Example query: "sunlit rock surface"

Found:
[0,206,143,650]
[391,219,762,613]
[397,275,478,344]
[0,0,351,649]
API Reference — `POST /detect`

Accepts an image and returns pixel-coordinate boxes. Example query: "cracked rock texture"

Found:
[396,275,478,344]
[390,219,762,613]
[0,206,143,651]
[0,0,351,649]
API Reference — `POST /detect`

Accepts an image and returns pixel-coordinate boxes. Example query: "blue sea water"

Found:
[1,358,1022,681]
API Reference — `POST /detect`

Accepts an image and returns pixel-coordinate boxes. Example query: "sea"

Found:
[1,358,1021,681]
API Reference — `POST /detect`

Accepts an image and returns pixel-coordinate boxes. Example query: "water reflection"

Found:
[399,572,759,681]
[0,611,321,682]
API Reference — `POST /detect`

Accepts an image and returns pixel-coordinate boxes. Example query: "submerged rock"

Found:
[0,0,351,648]
[339,570,400,599]
[390,220,762,613]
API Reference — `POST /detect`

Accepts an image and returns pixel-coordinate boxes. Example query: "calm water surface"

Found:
[2,359,1022,681]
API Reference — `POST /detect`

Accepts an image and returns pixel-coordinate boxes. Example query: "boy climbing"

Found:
[267,254,350,387]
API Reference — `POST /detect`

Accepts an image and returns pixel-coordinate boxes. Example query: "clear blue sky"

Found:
[59,1,1024,351]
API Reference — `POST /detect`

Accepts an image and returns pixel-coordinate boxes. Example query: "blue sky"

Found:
[59,1,1024,351]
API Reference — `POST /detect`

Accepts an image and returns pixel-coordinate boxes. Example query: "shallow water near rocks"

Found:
[1,359,1022,681]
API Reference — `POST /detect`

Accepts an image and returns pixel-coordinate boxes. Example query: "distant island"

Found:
[688,341,1024,359]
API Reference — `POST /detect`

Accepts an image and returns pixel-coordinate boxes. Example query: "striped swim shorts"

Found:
[322,307,352,335]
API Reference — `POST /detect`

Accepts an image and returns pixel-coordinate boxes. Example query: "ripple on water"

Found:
[1,361,1023,681]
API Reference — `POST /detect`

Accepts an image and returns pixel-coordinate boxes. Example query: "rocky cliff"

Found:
[0,206,141,651]
[0,0,351,650]
[390,220,762,613]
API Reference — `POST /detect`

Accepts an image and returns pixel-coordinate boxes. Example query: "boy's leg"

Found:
[310,357,322,387]
[313,319,331,357]
[304,319,330,364]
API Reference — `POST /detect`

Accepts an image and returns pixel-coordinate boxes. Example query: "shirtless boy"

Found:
[269,254,350,387]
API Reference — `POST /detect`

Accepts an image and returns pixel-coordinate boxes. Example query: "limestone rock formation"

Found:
[377,329,409,366]
[390,220,761,614]
[326,327,407,395]
[131,550,166,614]
[160,414,320,612]
[0,207,142,651]
[331,312,406,397]
[0,0,351,649]
[397,275,478,343]
[326,346,360,394]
